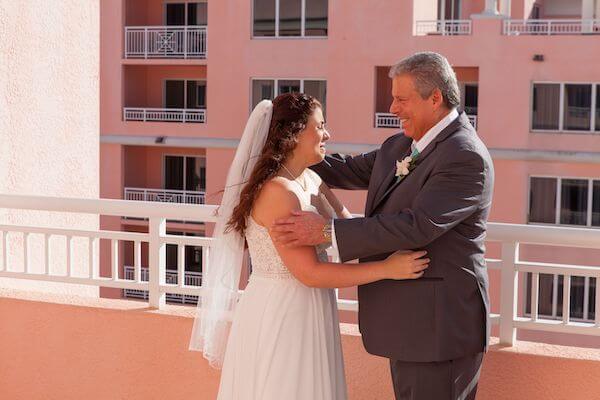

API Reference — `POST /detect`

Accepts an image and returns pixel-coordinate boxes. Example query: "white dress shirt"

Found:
[329,108,459,260]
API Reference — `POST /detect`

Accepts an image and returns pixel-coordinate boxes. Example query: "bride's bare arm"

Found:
[253,178,429,289]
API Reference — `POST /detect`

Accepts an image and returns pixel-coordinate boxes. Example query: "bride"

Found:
[189,93,430,399]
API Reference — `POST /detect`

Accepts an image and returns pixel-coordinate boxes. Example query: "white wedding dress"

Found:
[217,171,348,400]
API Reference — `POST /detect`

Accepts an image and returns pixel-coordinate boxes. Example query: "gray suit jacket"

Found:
[312,112,494,362]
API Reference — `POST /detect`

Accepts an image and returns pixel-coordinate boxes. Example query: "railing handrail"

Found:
[487,222,600,249]
[505,18,600,23]
[0,194,217,221]
[124,107,206,113]
[124,187,206,196]
[416,19,472,23]
[2,194,600,246]
[125,25,207,30]
[503,19,600,35]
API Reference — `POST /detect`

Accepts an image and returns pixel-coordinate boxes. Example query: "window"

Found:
[437,0,461,20]
[165,80,206,109]
[596,85,600,131]
[532,83,560,130]
[250,78,327,113]
[529,176,600,227]
[529,177,556,224]
[460,83,478,115]
[564,84,592,131]
[532,82,599,133]
[164,155,206,194]
[559,179,588,226]
[166,2,207,26]
[253,0,328,37]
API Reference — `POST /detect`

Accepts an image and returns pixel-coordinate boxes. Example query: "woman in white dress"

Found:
[189,93,429,400]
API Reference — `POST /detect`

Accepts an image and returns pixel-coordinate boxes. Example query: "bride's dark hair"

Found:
[226,92,322,235]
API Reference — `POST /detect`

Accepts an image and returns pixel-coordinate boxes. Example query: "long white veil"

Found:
[188,100,274,368]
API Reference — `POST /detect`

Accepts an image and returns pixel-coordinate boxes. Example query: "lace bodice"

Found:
[245,170,334,280]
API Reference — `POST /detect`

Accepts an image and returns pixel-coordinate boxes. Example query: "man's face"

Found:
[389,74,441,141]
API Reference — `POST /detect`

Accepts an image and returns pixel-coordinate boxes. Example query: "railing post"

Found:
[149,217,167,309]
[499,241,519,346]
[183,26,188,59]
[144,27,148,59]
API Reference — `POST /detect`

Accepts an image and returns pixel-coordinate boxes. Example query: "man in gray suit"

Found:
[271,52,494,399]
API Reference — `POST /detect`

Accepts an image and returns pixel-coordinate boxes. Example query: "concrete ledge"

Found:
[1,289,600,399]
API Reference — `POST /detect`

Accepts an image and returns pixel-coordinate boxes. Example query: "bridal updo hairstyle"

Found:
[227,92,322,235]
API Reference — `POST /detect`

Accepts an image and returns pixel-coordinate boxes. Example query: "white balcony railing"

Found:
[123,265,201,304]
[375,113,401,129]
[124,188,206,205]
[123,108,206,123]
[375,113,477,130]
[415,20,472,36]
[2,194,600,346]
[504,19,600,36]
[125,26,207,59]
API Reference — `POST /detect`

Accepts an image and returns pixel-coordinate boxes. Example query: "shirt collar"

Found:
[412,108,459,154]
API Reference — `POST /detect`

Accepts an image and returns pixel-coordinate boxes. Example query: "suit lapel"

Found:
[366,145,412,215]
[369,112,468,213]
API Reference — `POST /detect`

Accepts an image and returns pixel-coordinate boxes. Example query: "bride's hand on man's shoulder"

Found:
[383,250,429,280]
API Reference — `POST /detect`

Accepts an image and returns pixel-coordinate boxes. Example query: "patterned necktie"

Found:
[410,145,420,160]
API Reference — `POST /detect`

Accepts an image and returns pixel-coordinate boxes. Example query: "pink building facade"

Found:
[100,0,600,347]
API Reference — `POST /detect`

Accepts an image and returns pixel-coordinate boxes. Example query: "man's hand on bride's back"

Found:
[383,250,430,280]
[271,210,328,247]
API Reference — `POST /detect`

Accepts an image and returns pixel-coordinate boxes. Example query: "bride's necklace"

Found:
[281,164,307,191]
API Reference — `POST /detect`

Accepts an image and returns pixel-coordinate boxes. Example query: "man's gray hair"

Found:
[388,52,460,109]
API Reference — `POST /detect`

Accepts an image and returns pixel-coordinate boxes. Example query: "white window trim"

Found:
[162,78,207,109]
[528,175,598,228]
[531,81,600,134]
[251,0,328,39]
[161,154,207,191]
[249,77,327,112]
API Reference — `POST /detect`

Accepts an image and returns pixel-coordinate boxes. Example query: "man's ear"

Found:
[431,88,444,109]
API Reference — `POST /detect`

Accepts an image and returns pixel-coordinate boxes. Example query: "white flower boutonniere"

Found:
[395,155,418,181]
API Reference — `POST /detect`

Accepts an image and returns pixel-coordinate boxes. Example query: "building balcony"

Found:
[375,112,477,130]
[124,187,206,205]
[124,26,207,59]
[414,19,472,36]
[123,265,201,304]
[2,194,600,398]
[504,19,600,36]
[123,108,206,123]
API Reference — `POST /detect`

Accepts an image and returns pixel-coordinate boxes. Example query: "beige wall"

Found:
[0,0,100,295]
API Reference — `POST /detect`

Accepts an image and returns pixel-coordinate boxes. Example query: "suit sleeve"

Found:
[333,149,490,262]
[310,149,378,190]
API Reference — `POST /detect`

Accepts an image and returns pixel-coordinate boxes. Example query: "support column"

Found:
[500,0,511,17]
[582,0,595,32]
[582,0,595,19]
[472,0,504,18]
[484,0,500,16]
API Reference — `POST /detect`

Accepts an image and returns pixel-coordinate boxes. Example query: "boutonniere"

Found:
[395,155,418,180]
